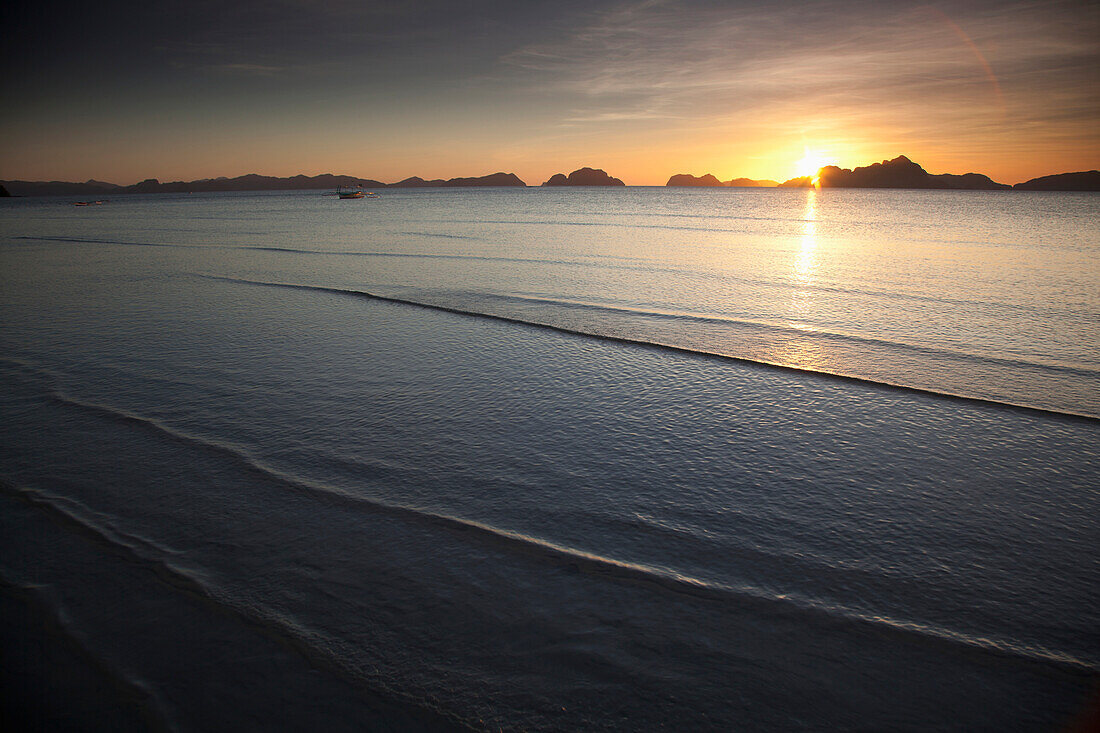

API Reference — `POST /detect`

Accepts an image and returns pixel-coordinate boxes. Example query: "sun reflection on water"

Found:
[794,189,817,283]
[776,189,828,371]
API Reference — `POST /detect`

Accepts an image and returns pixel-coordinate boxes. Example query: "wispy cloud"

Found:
[208,63,286,76]
[501,0,1099,150]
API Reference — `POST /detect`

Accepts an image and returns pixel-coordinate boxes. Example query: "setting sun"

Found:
[795,151,828,180]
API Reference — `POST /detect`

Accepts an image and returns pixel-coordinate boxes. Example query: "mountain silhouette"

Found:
[726,177,779,187]
[122,174,387,194]
[389,176,445,188]
[389,172,525,188]
[441,172,526,187]
[0,172,527,195]
[0,179,123,196]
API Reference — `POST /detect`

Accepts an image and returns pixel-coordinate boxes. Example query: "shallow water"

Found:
[1,188,1097,730]
[7,186,1098,414]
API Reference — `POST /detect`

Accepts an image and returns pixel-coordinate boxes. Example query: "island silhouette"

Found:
[1013,170,1100,191]
[0,172,526,196]
[777,176,814,188]
[667,157,1098,191]
[4,158,1098,196]
[811,156,1009,189]
[387,173,525,188]
[542,168,625,186]
[666,174,778,187]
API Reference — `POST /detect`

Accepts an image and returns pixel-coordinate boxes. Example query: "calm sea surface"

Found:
[1,188,1097,730]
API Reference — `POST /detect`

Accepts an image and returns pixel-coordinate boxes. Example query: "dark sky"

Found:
[3,0,1097,184]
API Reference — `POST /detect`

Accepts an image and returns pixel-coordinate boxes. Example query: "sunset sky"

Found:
[3,0,1097,186]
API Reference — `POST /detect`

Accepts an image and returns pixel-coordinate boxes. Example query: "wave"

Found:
[3,362,1096,675]
[413,217,791,234]
[15,235,1091,320]
[397,231,481,240]
[410,215,1094,253]
[13,235,179,248]
[480,292,1100,379]
[12,235,644,272]
[427,201,1096,253]
[0,477,467,730]
[196,276,1100,422]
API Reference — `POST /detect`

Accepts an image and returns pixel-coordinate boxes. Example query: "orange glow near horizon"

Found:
[794,150,828,182]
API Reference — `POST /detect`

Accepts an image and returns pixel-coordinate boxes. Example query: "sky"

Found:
[2,0,1097,185]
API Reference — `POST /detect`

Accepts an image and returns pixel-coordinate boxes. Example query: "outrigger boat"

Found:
[337,185,365,199]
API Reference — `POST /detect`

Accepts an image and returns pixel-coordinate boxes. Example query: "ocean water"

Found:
[0,187,1097,730]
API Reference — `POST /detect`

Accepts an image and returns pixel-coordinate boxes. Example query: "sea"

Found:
[0,186,1097,731]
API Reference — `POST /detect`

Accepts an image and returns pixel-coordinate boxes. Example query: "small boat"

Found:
[73,200,107,206]
[337,185,365,199]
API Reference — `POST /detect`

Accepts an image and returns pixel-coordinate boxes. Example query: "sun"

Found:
[795,151,827,180]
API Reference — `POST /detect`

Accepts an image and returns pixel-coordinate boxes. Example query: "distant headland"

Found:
[0,172,527,197]
[2,158,1098,196]
[1012,170,1100,191]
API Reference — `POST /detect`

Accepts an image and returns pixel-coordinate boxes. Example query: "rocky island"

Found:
[666,174,777,187]
[812,156,1009,189]
[771,156,1013,189]
[666,173,723,187]
[542,168,625,186]
[389,172,525,188]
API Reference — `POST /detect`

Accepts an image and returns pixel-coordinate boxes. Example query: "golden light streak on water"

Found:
[774,189,828,371]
